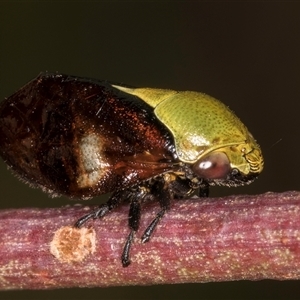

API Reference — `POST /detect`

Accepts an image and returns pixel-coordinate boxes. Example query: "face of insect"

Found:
[0,73,263,266]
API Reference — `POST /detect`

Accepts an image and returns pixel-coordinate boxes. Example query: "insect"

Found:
[0,72,263,266]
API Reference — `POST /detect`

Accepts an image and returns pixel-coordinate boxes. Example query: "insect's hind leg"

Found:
[75,190,130,228]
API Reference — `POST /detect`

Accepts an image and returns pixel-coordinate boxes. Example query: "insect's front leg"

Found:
[141,174,201,244]
[198,180,209,197]
[141,177,171,243]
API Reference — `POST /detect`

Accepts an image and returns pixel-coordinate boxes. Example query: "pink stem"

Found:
[0,191,300,290]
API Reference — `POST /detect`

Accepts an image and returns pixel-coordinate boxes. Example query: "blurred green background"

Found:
[0,2,300,299]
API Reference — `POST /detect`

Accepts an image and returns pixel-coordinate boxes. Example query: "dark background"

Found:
[0,2,299,300]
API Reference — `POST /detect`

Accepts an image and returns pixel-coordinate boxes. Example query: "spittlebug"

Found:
[0,73,263,266]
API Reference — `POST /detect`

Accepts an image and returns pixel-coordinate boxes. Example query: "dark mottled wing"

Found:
[0,73,177,199]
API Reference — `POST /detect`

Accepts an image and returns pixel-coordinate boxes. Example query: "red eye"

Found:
[192,152,231,179]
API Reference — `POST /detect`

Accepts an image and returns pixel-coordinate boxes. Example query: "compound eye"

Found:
[192,152,231,179]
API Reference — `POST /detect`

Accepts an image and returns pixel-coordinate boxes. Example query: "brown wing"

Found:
[0,73,178,199]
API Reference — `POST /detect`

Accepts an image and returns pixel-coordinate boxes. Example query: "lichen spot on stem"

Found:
[50,226,96,263]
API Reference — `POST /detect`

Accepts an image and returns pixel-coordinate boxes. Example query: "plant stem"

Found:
[0,191,300,290]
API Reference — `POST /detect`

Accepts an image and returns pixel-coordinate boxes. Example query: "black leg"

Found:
[121,192,142,267]
[141,208,165,243]
[75,190,130,228]
[128,194,141,232]
[199,180,209,197]
[75,204,109,228]
[141,178,171,243]
[170,176,193,198]
[121,230,134,267]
